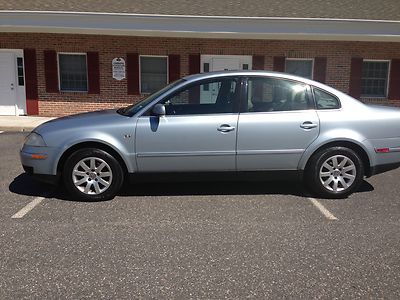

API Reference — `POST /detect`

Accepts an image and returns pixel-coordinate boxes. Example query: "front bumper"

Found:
[20,145,61,185]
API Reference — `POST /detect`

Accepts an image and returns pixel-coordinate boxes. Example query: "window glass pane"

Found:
[140,57,167,93]
[314,88,340,109]
[247,77,310,112]
[17,57,24,86]
[285,60,313,79]
[361,61,389,97]
[203,63,210,72]
[59,54,87,91]
[161,78,238,115]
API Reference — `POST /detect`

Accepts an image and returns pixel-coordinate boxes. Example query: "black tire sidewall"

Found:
[63,148,124,201]
[306,147,364,199]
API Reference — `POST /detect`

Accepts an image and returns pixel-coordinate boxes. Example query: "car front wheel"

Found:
[306,147,364,198]
[63,148,124,201]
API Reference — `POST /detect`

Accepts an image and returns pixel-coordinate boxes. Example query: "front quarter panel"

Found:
[34,114,137,175]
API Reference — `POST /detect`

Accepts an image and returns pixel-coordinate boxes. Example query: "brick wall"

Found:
[0,33,399,116]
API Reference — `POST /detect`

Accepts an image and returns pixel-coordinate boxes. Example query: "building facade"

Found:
[0,1,400,116]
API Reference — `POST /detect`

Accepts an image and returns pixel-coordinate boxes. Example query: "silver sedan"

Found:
[20,71,400,200]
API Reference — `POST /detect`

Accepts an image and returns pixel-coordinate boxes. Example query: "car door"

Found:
[236,76,320,170]
[135,76,241,172]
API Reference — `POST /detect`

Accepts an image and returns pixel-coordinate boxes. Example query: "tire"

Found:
[305,146,364,199]
[63,148,124,201]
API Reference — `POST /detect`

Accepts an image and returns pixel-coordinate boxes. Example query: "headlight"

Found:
[24,132,47,147]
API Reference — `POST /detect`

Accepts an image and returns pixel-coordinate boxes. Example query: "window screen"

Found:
[140,56,168,94]
[285,60,313,79]
[361,61,389,97]
[59,54,87,92]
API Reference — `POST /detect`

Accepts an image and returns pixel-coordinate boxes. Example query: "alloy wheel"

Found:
[72,157,113,195]
[319,155,356,192]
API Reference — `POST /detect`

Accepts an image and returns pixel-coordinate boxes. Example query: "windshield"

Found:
[117,79,186,116]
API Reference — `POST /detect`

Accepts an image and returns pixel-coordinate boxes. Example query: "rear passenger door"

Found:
[135,77,241,172]
[236,76,320,170]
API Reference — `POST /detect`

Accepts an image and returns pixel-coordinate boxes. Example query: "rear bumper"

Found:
[369,162,400,177]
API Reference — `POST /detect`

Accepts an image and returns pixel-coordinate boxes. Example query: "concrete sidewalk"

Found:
[0,116,55,132]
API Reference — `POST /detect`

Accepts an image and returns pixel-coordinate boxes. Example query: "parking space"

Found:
[1,132,399,298]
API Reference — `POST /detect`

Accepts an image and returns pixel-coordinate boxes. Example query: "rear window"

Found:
[313,88,340,110]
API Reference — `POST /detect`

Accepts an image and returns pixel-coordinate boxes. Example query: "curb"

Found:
[0,127,35,132]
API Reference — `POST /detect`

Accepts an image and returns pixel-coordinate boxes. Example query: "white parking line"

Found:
[308,197,338,221]
[11,196,45,219]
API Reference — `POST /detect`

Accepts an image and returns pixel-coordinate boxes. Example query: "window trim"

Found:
[139,55,169,95]
[361,59,391,99]
[57,52,88,93]
[285,58,314,80]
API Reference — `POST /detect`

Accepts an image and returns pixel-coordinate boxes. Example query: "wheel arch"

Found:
[56,141,130,176]
[303,140,372,177]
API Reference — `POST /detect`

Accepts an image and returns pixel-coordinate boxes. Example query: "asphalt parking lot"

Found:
[1,132,399,299]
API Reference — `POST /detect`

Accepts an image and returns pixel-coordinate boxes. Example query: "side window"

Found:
[247,77,310,112]
[160,78,238,115]
[314,88,340,109]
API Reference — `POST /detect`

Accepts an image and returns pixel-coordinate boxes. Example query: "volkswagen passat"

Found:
[20,71,400,200]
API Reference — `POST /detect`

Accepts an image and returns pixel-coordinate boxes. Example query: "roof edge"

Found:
[1,10,400,23]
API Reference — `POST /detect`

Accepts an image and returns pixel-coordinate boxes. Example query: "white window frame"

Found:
[57,52,88,93]
[139,55,169,94]
[361,59,391,99]
[285,58,314,79]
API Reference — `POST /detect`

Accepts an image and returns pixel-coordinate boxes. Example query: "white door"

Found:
[0,53,17,115]
[211,57,240,71]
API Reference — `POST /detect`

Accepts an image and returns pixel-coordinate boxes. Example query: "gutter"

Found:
[0,11,400,42]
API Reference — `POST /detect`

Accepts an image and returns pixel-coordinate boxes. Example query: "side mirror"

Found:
[152,104,166,116]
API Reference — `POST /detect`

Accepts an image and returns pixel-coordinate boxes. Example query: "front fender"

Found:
[52,134,136,175]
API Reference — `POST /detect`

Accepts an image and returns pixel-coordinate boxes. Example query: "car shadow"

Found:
[9,173,374,202]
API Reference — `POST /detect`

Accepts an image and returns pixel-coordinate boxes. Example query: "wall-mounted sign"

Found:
[112,57,126,80]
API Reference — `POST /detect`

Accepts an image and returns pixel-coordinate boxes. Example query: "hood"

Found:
[34,109,129,134]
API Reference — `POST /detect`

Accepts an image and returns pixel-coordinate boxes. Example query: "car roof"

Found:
[183,70,329,89]
[183,70,355,99]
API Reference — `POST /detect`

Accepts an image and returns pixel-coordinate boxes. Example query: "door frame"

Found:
[0,49,26,116]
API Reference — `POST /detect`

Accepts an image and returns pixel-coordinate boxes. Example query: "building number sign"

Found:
[112,57,126,80]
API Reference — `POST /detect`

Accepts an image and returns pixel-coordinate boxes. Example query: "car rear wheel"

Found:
[63,148,124,201]
[306,147,364,198]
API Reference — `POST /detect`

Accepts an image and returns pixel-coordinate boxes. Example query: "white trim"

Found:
[57,52,88,93]
[361,59,391,99]
[139,55,168,95]
[285,58,314,79]
[1,11,400,42]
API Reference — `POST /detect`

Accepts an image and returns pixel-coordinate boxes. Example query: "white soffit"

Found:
[0,11,400,42]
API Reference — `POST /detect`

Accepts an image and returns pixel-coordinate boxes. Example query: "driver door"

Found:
[135,77,241,172]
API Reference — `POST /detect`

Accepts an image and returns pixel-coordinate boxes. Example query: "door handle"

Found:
[300,121,318,129]
[217,124,235,132]
[10,83,14,90]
